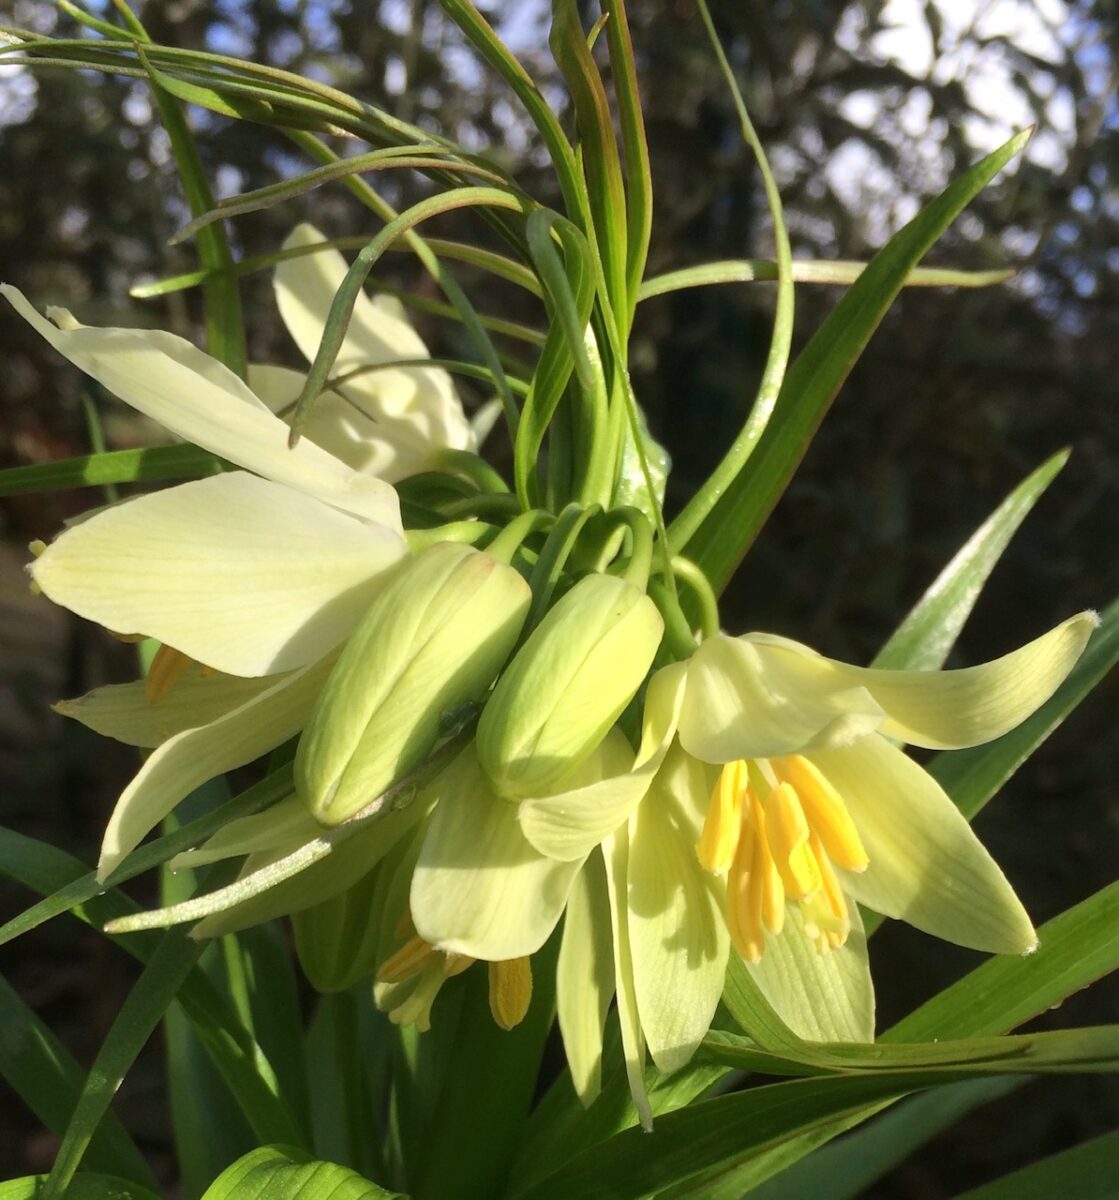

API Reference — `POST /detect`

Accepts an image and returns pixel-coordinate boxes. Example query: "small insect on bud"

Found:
[295,542,531,824]
[476,573,664,800]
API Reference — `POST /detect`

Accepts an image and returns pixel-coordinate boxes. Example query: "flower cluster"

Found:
[7,227,1096,1127]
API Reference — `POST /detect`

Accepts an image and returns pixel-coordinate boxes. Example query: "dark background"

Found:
[1,1,1116,1195]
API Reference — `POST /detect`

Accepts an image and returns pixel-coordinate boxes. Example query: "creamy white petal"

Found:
[628,746,729,1073]
[679,633,886,764]
[557,852,614,1105]
[810,736,1037,953]
[1,284,400,527]
[32,471,406,677]
[275,224,474,475]
[249,364,403,481]
[55,671,276,748]
[602,828,653,1131]
[800,614,1096,750]
[519,663,688,861]
[745,903,875,1043]
[97,656,334,879]
[410,747,583,958]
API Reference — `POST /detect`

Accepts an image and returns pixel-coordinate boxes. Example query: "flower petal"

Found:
[31,471,406,677]
[810,735,1037,953]
[628,745,729,1073]
[745,903,874,1042]
[602,829,653,1131]
[815,614,1097,749]
[169,795,319,870]
[248,364,405,481]
[1,284,401,527]
[519,662,687,860]
[410,747,583,958]
[557,851,614,1105]
[55,671,276,748]
[274,224,474,477]
[97,656,334,879]
[679,633,886,763]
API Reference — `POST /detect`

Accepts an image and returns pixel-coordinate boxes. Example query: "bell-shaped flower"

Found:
[476,573,664,799]
[678,614,1097,1041]
[253,222,476,482]
[2,284,420,876]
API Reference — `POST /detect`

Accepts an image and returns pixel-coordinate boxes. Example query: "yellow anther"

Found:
[697,760,747,873]
[764,782,822,899]
[442,952,474,979]
[774,756,869,873]
[751,794,785,936]
[726,819,763,963]
[377,934,438,984]
[146,644,197,702]
[488,957,533,1030]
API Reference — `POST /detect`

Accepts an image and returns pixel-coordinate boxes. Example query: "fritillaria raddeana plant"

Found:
[1,3,1115,1200]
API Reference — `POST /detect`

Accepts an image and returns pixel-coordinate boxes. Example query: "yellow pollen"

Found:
[488,957,533,1030]
[146,644,197,702]
[697,760,747,872]
[765,782,822,899]
[773,755,868,873]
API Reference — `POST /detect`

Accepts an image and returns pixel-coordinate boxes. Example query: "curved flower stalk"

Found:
[251,223,476,482]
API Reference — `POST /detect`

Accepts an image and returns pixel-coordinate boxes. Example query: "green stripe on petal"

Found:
[679,633,886,763]
[603,827,653,1131]
[410,746,583,959]
[557,851,614,1105]
[810,735,1037,954]
[55,671,275,748]
[1,284,401,528]
[98,656,334,880]
[628,745,729,1074]
[32,472,405,677]
[745,902,874,1043]
[519,663,687,861]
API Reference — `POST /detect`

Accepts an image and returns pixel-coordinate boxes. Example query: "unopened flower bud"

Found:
[295,542,531,823]
[477,573,663,799]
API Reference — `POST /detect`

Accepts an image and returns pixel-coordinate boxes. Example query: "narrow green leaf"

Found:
[740,1078,1021,1200]
[700,1025,1119,1077]
[512,1053,1106,1200]
[0,768,291,947]
[0,975,157,1189]
[667,0,794,554]
[0,1175,159,1200]
[680,130,1031,593]
[0,827,309,1150]
[873,450,1069,669]
[200,1145,406,1199]
[41,932,203,1199]
[137,46,247,376]
[0,444,225,498]
[638,259,1014,299]
[951,1130,1119,1200]
[550,0,629,316]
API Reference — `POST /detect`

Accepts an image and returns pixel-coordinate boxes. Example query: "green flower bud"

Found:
[296,542,531,824]
[477,573,664,799]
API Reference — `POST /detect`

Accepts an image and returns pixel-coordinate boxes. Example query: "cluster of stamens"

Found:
[697,754,869,962]
[375,912,532,1032]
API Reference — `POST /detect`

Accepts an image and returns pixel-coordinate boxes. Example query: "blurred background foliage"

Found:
[0,1,1116,1195]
